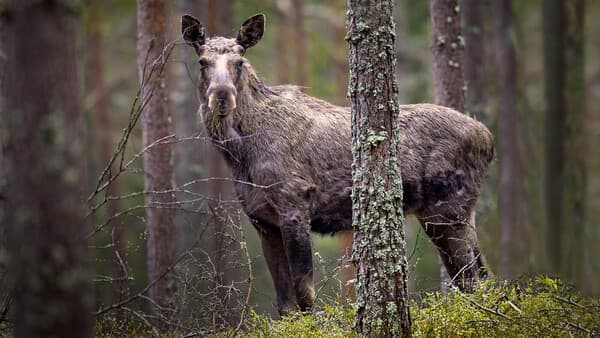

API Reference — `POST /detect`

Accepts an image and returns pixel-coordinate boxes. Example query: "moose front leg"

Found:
[279,209,315,311]
[253,221,297,314]
[419,210,487,291]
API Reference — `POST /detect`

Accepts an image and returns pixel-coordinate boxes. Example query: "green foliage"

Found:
[412,277,599,337]
[242,305,357,338]
[95,311,155,337]
[236,278,599,337]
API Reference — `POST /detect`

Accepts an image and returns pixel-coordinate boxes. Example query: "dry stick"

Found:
[455,291,512,321]
[121,306,160,337]
[230,221,254,337]
[93,239,200,317]
[87,37,177,204]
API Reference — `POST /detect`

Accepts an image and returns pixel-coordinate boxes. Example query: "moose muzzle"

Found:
[207,83,237,116]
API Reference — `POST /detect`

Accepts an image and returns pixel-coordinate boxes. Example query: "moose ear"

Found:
[236,14,265,51]
[182,14,205,53]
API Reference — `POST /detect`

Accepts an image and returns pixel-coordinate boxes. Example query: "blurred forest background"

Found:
[1,0,599,335]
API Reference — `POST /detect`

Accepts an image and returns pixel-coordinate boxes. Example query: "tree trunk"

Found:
[429,0,466,291]
[493,0,521,278]
[562,0,588,288]
[461,0,488,123]
[429,0,466,111]
[136,0,178,318]
[543,0,587,285]
[348,1,411,336]
[1,2,92,337]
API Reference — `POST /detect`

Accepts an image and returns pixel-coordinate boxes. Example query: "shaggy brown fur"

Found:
[182,14,494,314]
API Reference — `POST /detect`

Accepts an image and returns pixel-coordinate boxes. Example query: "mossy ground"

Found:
[95,277,600,337]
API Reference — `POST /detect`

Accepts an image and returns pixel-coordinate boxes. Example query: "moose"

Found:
[181,13,494,314]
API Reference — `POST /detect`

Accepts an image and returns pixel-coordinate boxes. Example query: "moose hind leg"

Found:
[279,209,315,311]
[254,221,297,315]
[418,210,486,290]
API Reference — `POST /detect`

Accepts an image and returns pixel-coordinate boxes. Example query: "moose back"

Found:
[182,13,494,314]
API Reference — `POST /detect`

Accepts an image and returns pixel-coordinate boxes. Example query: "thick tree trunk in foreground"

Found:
[493,0,521,278]
[543,0,588,285]
[348,1,411,336]
[429,0,466,292]
[137,0,178,316]
[1,2,92,337]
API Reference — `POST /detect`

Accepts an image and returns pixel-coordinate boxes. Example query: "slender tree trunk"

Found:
[493,0,521,278]
[292,0,308,86]
[562,0,588,289]
[543,0,566,277]
[348,1,411,336]
[429,0,466,111]
[137,0,178,317]
[429,0,466,291]
[1,2,92,337]
[461,0,487,123]
[544,0,587,284]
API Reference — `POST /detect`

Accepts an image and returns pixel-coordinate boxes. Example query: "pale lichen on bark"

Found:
[347,1,411,336]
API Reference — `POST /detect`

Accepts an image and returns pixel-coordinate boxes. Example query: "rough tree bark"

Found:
[347,1,411,336]
[543,0,588,284]
[429,0,466,292]
[493,0,521,278]
[1,1,92,336]
[137,0,178,316]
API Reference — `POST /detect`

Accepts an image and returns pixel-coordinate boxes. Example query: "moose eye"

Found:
[198,59,209,69]
[234,60,244,72]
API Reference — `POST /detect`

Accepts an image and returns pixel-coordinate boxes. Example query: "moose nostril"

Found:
[216,89,228,100]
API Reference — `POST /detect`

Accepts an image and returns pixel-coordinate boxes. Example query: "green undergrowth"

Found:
[94,277,599,337]
[239,277,599,338]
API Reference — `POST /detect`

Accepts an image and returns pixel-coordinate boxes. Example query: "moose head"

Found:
[181,14,265,118]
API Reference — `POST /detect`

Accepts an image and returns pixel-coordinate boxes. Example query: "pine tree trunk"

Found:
[1,2,92,336]
[429,0,465,111]
[347,1,411,336]
[136,0,178,318]
[493,0,521,278]
[429,0,466,291]
[544,0,588,285]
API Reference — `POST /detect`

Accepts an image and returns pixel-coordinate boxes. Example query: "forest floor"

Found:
[237,277,599,337]
[94,277,599,337]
